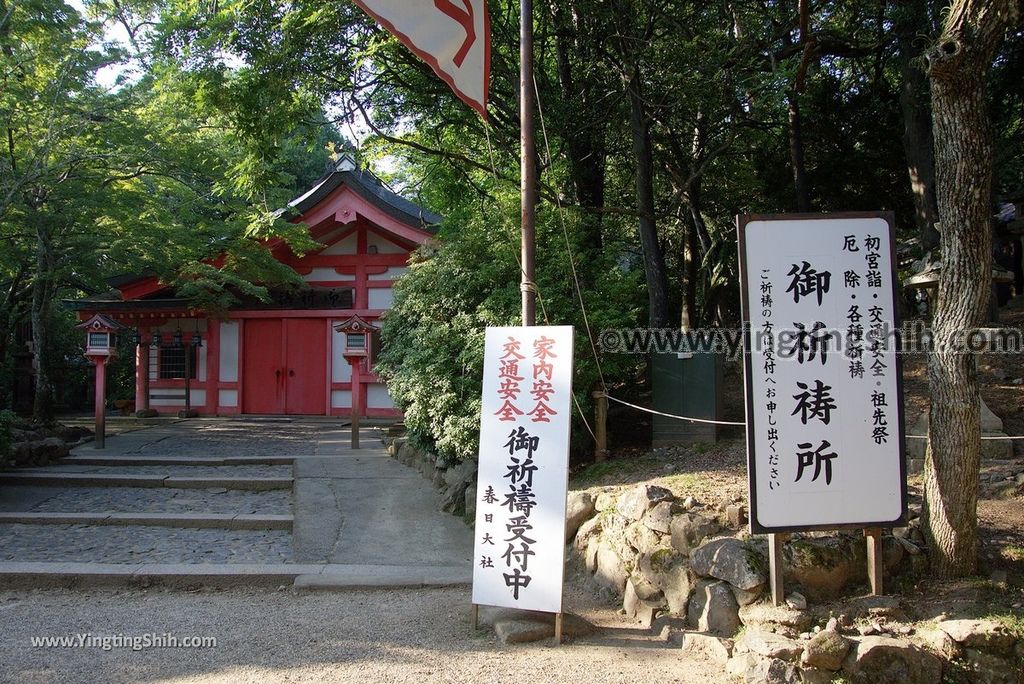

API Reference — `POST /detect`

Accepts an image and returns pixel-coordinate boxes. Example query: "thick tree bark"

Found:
[923,0,1019,578]
[31,219,55,422]
[550,1,605,255]
[786,92,811,213]
[896,0,941,250]
[628,67,669,329]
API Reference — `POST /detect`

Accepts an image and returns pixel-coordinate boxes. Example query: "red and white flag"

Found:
[352,0,490,119]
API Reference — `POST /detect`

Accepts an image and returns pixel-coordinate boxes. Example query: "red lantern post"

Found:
[333,315,379,449]
[76,314,124,449]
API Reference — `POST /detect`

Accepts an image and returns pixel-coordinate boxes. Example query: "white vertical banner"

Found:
[738,213,907,533]
[472,326,574,613]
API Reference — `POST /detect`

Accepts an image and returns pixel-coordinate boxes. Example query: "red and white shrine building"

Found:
[70,156,440,418]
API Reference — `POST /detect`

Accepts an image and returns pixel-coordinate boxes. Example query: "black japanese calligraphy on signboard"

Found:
[737,213,907,535]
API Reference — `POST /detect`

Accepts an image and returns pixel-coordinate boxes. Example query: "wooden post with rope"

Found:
[593,390,608,461]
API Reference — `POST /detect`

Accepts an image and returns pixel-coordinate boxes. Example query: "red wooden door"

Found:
[284,319,326,415]
[242,319,285,414]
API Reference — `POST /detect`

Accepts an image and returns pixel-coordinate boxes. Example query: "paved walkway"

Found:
[0,419,472,586]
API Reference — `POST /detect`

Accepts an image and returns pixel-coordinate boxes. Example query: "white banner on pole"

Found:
[352,0,490,118]
[738,213,907,533]
[472,325,574,613]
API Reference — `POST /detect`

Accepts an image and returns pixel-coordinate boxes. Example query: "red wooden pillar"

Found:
[135,334,150,414]
[350,358,362,448]
[205,319,220,415]
[93,357,107,449]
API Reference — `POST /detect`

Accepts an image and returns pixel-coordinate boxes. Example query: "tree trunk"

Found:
[628,66,669,329]
[31,219,55,423]
[787,90,812,213]
[896,0,941,251]
[923,0,1018,578]
[550,1,605,256]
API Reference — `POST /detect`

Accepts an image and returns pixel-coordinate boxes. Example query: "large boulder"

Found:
[740,657,799,684]
[617,484,673,521]
[438,459,476,514]
[734,630,804,662]
[842,636,944,684]
[802,629,850,671]
[623,576,665,625]
[565,491,596,542]
[574,515,603,552]
[670,512,720,555]
[783,536,863,600]
[690,537,766,592]
[637,548,693,615]
[962,649,1021,684]
[12,437,69,466]
[594,541,629,593]
[643,500,674,534]
[625,521,663,554]
[936,619,1017,656]
[681,633,733,664]
[687,579,740,636]
[738,601,814,635]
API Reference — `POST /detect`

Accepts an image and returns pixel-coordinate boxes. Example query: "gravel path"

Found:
[0,586,729,684]
[0,524,292,564]
[0,486,292,515]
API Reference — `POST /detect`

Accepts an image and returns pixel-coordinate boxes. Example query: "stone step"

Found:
[0,562,471,589]
[0,511,293,530]
[0,473,292,490]
[63,455,295,466]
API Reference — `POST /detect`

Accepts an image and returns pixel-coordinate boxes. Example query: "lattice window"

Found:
[158,345,197,379]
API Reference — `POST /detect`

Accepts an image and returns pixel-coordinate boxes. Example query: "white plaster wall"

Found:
[367,266,408,281]
[368,287,394,309]
[331,390,352,409]
[302,267,355,282]
[218,389,238,408]
[321,233,358,255]
[150,389,206,407]
[366,231,406,254]
[219,321,239,382]
[367,384,395,409]
[331,325,353,382]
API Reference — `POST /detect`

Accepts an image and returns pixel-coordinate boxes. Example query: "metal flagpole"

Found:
[520,0,561,645]
[520,0,537,328]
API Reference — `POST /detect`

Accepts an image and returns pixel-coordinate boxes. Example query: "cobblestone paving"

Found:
[0,524,293,563]
[129,422,322,457]
[26,464,293,478]
[2,486,293,515]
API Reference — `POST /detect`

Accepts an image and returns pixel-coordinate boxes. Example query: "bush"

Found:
[376,194,643,465]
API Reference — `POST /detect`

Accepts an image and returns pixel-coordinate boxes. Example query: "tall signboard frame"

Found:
[738,213,908,598]
[471,325,575,633]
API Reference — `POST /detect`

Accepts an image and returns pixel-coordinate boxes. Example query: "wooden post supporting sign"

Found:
[865,527,884,596]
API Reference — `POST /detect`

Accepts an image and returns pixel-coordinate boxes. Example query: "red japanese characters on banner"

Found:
[473,326,574,614]
[528,335,558,423]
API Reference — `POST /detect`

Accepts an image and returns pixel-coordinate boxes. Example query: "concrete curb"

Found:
[293,564,472,590]
[0,512,293,530]
[0,562,470,590]
[61,456,296,466]
[0,473,293,491]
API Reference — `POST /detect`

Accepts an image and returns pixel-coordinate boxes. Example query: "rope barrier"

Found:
[604,394,746,426]
[606,394,1024,440]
